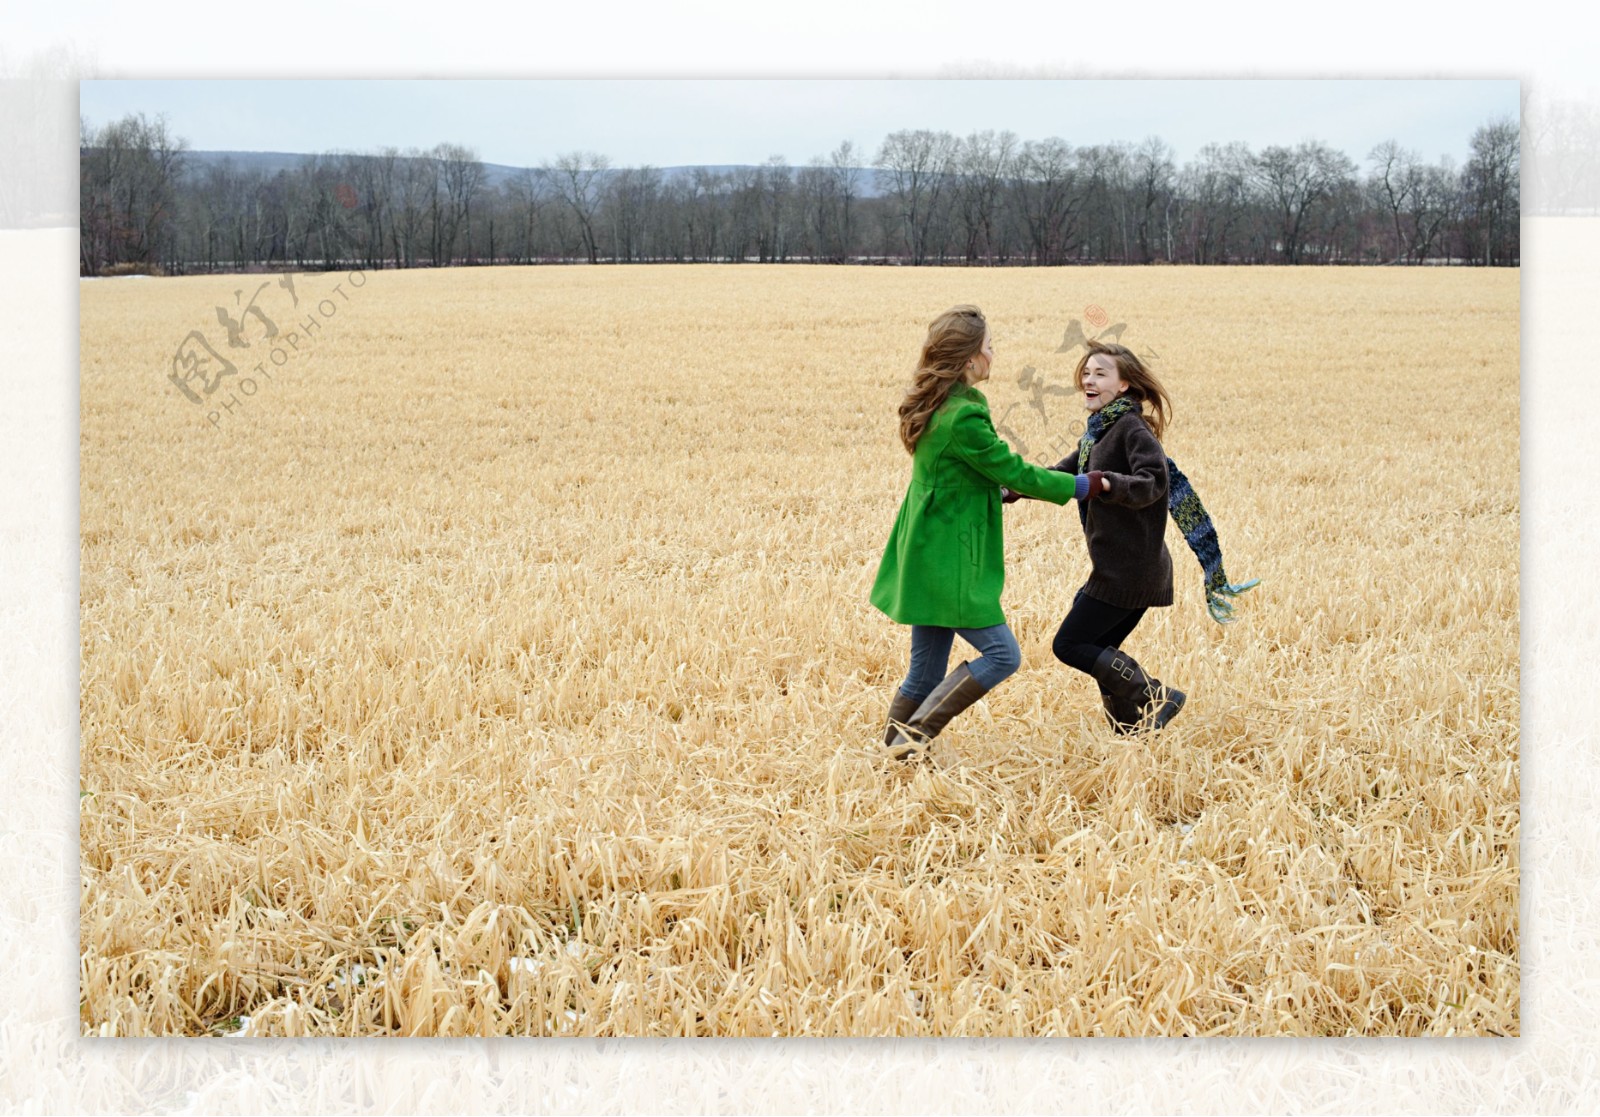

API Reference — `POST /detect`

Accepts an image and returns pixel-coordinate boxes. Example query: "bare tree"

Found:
[1404,157,1458,263]
[1131,136,1176,264]
[1180,141,1253,264]
[758,155,792,262]
[1312,171,1365,263]
[1367,140,1423,263]
[292,152,358,269]
[434,142,485,265]
[605,164,663,262]
[875,129,959,265]
[1011,137,1086,265]
[1075,142,1133,262]
[952,130,1018,264]
[78,111,188,273]
[346,147,397,269]
[390,147,435,268]
[676,167,725,262]
[175,154,223,272]
[798,157,837,262]
[724,165,763,263]
[544,151,611,264]
[1461,116,1519,265]
[506,166,552,263]
[1253,140,1357,264]
[828,140,862,261]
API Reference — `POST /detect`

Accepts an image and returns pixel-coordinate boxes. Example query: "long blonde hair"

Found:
[1075,340,1173,441]
[898,305,987,453]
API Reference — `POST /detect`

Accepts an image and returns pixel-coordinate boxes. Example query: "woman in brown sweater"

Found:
[1006,341,1187,732]
[1007,342,1258,731]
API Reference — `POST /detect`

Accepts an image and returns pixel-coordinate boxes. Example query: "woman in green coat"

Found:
[871,305,1106,760]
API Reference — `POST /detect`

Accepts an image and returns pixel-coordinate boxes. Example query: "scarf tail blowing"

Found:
[1078,398,1257,623]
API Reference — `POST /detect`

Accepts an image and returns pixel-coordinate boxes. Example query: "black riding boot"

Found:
[1098,685,1142,735]
[1090,647,1185,731]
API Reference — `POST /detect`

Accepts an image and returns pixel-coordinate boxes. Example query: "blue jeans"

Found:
[899,623,1022,701]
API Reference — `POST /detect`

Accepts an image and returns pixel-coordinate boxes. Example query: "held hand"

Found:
[1005,469,1106,505]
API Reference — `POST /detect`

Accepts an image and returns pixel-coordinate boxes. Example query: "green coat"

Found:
[870,382,1080,628]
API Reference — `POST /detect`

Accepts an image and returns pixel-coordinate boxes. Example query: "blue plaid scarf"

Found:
[1079,395,1259,623]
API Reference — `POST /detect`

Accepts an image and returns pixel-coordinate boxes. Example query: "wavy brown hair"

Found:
[1074,340,1173,441]
[897,305,988,454]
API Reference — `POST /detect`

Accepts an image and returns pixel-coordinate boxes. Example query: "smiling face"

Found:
[1080,352,1129,412]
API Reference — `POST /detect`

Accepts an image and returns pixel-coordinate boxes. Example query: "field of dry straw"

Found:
[79,263,1518,1037]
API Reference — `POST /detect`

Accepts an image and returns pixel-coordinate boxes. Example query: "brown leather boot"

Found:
[886,662,989,760]
[884,689,920,747]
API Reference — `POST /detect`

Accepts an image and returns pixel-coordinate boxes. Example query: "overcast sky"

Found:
[79,78,1518,170]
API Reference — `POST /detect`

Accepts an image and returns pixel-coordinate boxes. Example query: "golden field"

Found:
[79,263,1518,1037]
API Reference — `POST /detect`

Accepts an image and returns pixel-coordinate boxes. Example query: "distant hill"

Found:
[177,150,891,198]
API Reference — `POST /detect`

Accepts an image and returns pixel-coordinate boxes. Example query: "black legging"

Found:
[1051,590,1147,675]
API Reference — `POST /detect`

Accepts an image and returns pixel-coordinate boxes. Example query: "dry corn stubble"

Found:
[80,263,1517,1036]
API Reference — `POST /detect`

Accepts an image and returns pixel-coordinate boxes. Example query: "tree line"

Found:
[79,112,1520,275]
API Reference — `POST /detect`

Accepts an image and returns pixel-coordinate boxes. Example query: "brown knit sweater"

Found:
[1056,411,1174,609]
